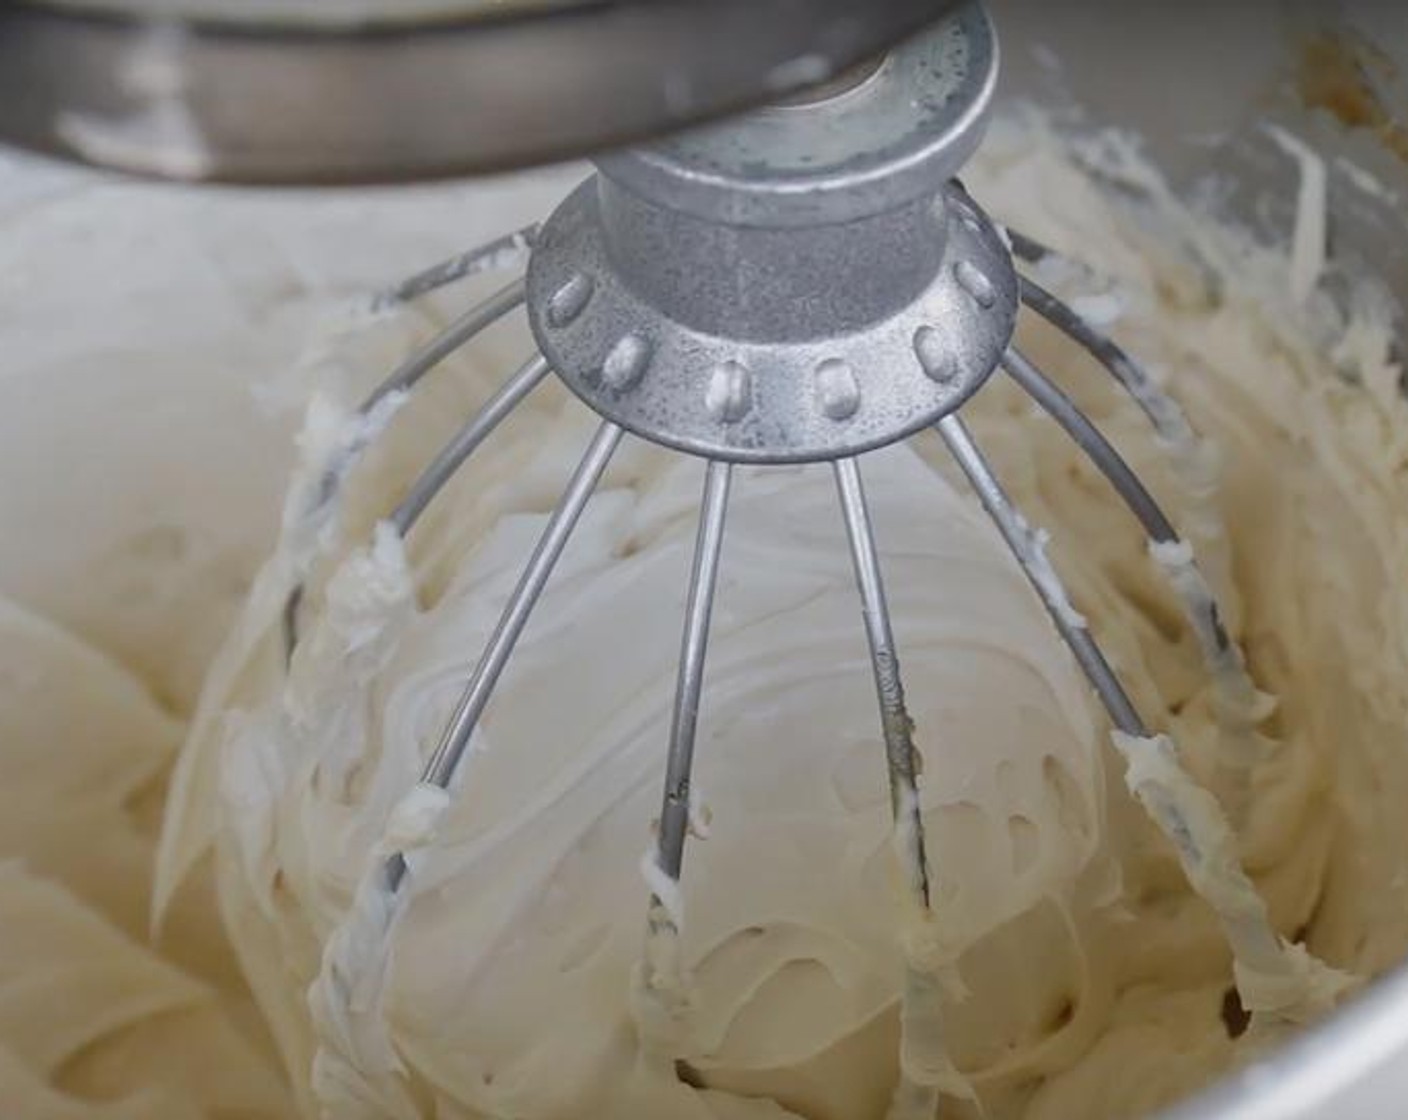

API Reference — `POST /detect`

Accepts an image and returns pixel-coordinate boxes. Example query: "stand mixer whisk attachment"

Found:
[286,0,1345,1110]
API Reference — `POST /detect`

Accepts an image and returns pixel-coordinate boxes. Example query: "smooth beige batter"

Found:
[4,115,1407,1119]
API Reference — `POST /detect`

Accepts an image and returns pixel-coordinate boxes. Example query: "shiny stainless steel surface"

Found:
[0,0,954,182]
[528,3,1015,465]
[1163,961,1408,1120]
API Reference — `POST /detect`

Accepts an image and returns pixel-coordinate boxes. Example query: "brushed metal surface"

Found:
[0,0,955,182]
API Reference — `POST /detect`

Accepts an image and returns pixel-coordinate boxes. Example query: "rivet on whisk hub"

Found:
[955,260,997,308]
[601,333,653,391]
[914,326,958,383]
[815,359,862,421]
[548,273,595,327]
[706,361,753,424]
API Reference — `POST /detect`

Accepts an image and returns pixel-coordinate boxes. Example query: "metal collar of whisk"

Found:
[526,0,1017,464]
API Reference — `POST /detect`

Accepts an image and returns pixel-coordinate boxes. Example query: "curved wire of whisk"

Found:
[282,276,530,661]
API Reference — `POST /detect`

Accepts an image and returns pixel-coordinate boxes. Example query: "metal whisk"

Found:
[283,0,1289,1108]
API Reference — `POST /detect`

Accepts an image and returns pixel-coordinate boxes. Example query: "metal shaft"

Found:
[655,461,733,886]
[390,353,553,537]
[421,421,624,792]
[1001,347,1236,657]
[1015,273,1168,427]
[284,277,530,660]
[363,277,526,412]
[936,414,1147,737]
[1007,232,1199,448]
[834,457,932,907]
[374,225,539,311]
[1002,347,1178,543]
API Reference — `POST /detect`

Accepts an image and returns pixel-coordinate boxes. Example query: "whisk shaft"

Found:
[420,421,624,791]
[936,413,1147,737]
[389,353,553,536]
[1001,347,1178,543]
[834,457,932,908]
[655,460,733,886]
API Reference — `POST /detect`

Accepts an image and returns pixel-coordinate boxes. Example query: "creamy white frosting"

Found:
[160,112,1408,1119]
[1,110,1406,1120]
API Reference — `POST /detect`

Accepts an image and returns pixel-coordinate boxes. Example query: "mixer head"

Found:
[272,1,1329,1111]
[0,0,956,182]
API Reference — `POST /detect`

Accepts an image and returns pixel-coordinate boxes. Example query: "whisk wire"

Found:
[1000,347,1236,657]
[361,276,527,419]
[1001,347,1178,542]
[364,276,527,413]
[654,460,733,893]
[389,353,554,537]
[936,413,1147,737]
[1007,234,1200,448]
[373,225,540,312]
[283,276,531,660]
[419,420,625,793]
[834,457,933,908]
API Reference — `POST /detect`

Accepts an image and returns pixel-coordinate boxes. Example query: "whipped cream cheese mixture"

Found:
[3,114,1406,1120]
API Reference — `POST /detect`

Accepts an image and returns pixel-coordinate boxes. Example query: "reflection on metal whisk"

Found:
[291,1,1331,1110]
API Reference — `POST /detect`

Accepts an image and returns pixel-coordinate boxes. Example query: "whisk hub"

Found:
[526,0,1013,465]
